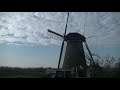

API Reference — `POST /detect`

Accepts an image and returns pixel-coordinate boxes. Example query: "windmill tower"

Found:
[62,33,87,70]
[47,12,95,78]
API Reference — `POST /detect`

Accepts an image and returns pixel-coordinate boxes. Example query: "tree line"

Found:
[91,54,120,78]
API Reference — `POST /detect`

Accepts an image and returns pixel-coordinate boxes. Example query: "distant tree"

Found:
[115,58,120,71]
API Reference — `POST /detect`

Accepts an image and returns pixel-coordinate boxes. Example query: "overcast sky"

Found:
[0,12,120,68]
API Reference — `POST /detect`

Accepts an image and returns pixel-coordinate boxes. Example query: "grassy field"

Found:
[0,71,120,78]
[0,72,49,78]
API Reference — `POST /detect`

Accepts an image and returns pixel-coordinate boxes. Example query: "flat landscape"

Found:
[0,72,48,78]
[0,67,120,78]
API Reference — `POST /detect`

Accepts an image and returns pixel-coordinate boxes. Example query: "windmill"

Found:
[47,12,96,78]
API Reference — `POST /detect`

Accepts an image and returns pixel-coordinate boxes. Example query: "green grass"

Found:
[0,72,49,78]
[0,71,120,78]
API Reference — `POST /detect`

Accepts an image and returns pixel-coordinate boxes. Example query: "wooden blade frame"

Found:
[58,12,70,69]
[84,40,95,65]
[47,29,63,38]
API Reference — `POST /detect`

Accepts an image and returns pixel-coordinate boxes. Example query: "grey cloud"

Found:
[0,12,120,47]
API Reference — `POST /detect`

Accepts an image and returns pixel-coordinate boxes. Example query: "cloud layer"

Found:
[0,12,120,47]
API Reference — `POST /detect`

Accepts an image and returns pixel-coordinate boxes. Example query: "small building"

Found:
[46,68,56,78]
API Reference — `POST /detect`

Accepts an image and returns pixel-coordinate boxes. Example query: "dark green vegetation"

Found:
[0,72,48,78]
[0,67,49,78]
[92,54,120,78]
[95,70,120,78]
[0,66,120,78]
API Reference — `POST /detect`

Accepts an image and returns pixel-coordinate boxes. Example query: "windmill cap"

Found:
[64,33,85,42]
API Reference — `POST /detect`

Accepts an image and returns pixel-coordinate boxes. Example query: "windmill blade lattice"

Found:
[47,29,63,41]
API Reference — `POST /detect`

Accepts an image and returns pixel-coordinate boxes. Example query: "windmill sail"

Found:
[58,12,70,69]
[84,40,95,65]
[59,42,67,69]
[47,29,63,41]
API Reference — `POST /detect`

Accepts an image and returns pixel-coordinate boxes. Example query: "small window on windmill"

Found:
[65,71,72,78]
[56,71,64,78]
